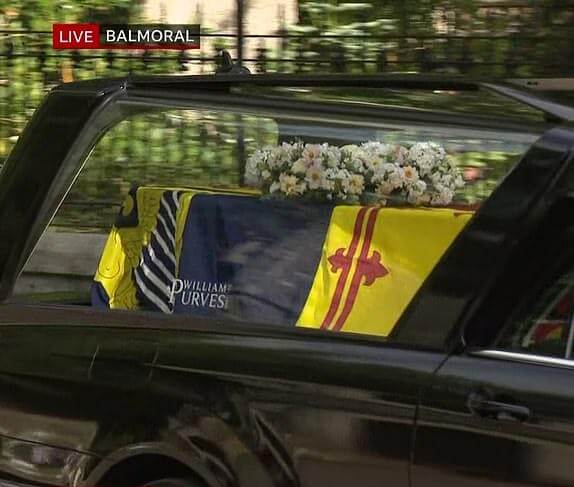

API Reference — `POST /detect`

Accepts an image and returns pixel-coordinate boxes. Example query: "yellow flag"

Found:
[297,206,473,337]
[94,186,252,309]
[94,186,176,309]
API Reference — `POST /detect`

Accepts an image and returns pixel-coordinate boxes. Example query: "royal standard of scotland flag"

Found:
[297,205,472,335]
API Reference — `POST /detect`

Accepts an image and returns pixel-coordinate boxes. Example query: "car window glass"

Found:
[234,86,547,123]
[10,102,534,339]
[495,268,574,358]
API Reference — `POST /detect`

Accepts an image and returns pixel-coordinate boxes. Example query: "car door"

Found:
[149,324,448,487]
[413,196,574,486]
[0,305,442,487]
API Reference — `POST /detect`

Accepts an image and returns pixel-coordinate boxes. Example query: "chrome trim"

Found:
[508,78,574,91]
[483,83,574,122]
[566,312,574,359]
[471,349,574,369]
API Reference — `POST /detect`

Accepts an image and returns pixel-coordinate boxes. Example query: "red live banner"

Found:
[52,24,201,50]
[53,24,100,49]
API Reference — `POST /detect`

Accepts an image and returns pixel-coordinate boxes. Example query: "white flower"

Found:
[431,187,454,205]
[430,142,446,160]
[279,173,306,196]
[415,154,435,176]
[323,146,342,168]
[408,142,427,161]
[410,141,443,160]
[280,142,297,158]
[411,179,427,195]
[305,165,324,190]
[408,192,431,205]
[419,192,431,204]
[361,154,381,172]
[346,155,365,174]
[372,162,406,192]
[291,158,306,175]
[403,165,419,183]
[376,181,394,196]
[405,179,427,204]
[279,173,297,194]
[269,181,281,193]
[379,162,397,173]
[302,144,323,166]
[261,169,271,181]
[323,167,338,181]
[395,145,409,165]
[245,150,265,186]
[387,166,405,188]
[341,144,361,157]
[336,168,352,194]
[266,150,283,170]
[320,174,335,192]
[440,186,454,201]
[359,142,395,171]
[327,156,340,168]
[371,168,384,183]
[430,171,443,185]
[362,141,394,156]
[348,174,365,195]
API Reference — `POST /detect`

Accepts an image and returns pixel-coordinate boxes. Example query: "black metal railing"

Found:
[1,28,574,165]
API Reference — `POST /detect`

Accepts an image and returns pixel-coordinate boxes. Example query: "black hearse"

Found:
[0,74,573,487]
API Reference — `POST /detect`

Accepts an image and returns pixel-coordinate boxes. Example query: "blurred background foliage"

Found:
[0,0,573,228]
[3,0,140,28]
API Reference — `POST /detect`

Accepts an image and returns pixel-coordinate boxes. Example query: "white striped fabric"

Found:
[134,190,182,313]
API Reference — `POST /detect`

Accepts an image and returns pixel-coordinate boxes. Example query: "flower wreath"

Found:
[245,141,465,206]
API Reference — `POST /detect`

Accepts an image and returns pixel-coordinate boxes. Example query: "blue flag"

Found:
[172,194,333,325]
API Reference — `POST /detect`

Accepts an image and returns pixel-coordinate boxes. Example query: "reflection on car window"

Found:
[54,111,277,229]
[235,86,547,123]
[11,103,535,339]
[496,270,574,359]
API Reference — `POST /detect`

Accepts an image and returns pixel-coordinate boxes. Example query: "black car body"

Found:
[0,74,574,487]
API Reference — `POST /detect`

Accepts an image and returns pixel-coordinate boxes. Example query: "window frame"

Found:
[470,349,574,370]
[458,192,574,366]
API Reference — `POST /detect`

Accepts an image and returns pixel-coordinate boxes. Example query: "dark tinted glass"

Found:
[496,269,574,358]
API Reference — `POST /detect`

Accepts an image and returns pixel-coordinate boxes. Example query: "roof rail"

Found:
[507,78,574,92]
[214,50,250,75]
[482,82,574,123]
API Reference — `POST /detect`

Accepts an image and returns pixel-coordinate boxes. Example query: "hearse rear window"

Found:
[11,103,535,338]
